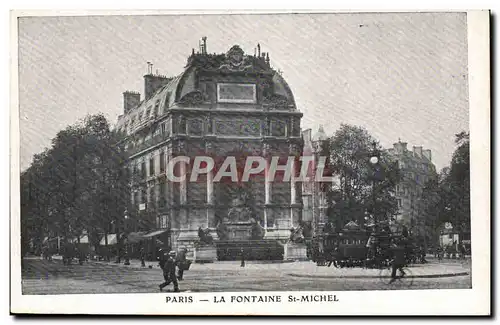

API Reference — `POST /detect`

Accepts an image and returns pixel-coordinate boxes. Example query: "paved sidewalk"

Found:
[89,258,470,279]
[286,262,470,279]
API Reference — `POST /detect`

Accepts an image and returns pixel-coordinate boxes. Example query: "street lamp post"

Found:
[369,141,380,233]
[124,210,130,265]
[113,219,121,264]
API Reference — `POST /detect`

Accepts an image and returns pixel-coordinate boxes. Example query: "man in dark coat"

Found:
[390,240,406,283]
[240,248,245,267]
[159,250,179,292]
[176,247,188,280]
[140,247,146,267]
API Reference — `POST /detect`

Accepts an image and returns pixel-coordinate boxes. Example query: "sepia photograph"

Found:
[10,10,490,315]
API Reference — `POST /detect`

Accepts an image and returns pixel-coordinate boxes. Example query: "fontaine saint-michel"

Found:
[115,38,304,261]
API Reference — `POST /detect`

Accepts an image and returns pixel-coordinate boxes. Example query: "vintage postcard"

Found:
[10,10,490,315]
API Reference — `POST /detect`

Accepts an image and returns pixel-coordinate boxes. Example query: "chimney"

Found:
[123,91,141,113]
[422,149,432,161]
[413,146,423,157]
[144,73,172,100]
[393,141,407,153]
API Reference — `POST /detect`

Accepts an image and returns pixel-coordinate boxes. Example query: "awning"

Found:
[126,231,148,244]
[100,234,119,246]
[143,229,169,238]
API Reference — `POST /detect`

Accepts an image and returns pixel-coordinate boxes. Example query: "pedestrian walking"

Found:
[176,247,187,281]
[389,240,406,284]
[240,248,245,267]
[459,243,467,260]
[140,247,146,267]
[77,247,85,265]
[159,250,180,292]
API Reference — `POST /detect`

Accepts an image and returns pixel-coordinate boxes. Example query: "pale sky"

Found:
[18,13,469,171]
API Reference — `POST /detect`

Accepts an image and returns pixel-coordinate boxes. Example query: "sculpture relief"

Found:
[262,94,290,110]
[178,91,205,107]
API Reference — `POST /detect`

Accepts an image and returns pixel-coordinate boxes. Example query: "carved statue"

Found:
[197,226,213,245]
[226,190,255,223]
[216,221,229,241]
[289,226,305,243]
[250,221,265,240]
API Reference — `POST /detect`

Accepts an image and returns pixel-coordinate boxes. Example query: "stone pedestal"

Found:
[283,242,308,261]
[264,218,292,242]
[225,222,253,240]
[175,227,218,262]
[194,245,217,263]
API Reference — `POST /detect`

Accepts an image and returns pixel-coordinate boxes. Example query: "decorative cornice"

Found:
[186,45,272,74]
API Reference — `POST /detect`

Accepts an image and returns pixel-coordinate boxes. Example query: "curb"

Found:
[286,272,470,279]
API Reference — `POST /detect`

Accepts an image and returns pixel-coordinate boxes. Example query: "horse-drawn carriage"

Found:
[309,221,425,269]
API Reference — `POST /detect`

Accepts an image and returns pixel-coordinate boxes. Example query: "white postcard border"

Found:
[9,10,490,315]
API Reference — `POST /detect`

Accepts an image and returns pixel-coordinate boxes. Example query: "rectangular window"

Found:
[134,191,139,207]
[159,180,166,208]
[161,123,166,135]
[141,188,147,204]
[148,187,155,204]
[141,162,147,179]
[397,199,402,208]
[149,158,155,176]
[160,152,166,173]
[217,83,257,103]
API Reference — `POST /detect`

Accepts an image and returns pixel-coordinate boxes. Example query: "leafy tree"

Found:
[418,132,470,246]
[441,132,470,238]
[322,124,400,229]
[20,114,129,258]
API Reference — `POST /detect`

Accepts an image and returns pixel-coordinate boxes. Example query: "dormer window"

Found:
[146,106,152,118]
[153,100,160,116]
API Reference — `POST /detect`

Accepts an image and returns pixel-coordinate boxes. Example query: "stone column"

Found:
[290,158,297,227]
[263,143,272,231]
[177,141,188,230]
[206,164,214,226]
[180,160,187,204]
[205,141,217,239]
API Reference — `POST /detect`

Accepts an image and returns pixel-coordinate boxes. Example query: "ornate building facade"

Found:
[301,126,329,234]
[115,40,303,254]
[387,140,437,228]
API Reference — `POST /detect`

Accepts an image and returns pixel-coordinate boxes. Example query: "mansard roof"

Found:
[117,44,298,135]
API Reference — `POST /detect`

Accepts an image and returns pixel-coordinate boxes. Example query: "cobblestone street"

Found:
[21,257,472,295]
